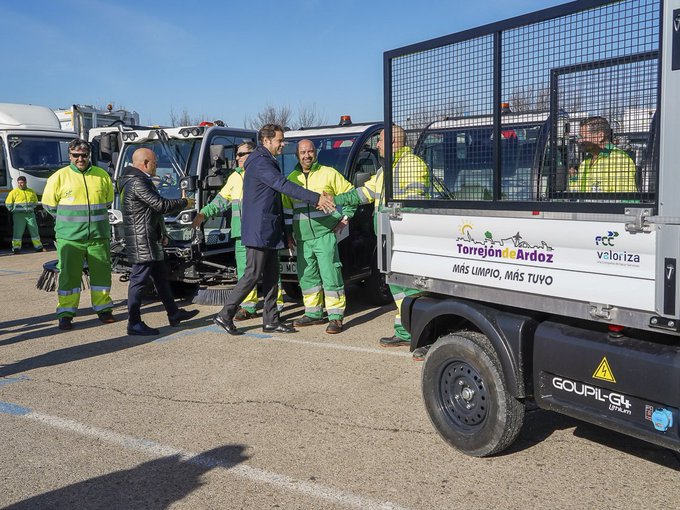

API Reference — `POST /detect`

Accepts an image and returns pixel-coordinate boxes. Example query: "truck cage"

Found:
[383,0,661,214]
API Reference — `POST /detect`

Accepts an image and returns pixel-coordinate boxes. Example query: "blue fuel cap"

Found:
[651,408,673,432]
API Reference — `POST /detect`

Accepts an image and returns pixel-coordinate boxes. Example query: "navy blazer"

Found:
[241,145,320,249]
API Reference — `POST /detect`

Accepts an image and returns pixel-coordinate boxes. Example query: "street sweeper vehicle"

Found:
[99,123,257,302]
[379,0,680,456]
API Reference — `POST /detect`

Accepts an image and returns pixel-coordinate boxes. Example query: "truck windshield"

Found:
[7,135,73,178]
[119,139,200,200]
[278,136,357,177]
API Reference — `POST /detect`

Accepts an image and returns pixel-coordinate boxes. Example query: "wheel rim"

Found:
[437,360,488,431]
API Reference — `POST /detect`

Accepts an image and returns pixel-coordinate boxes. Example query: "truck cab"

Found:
[104,124,256,287]
[0,103,76,241]
[276,118,392,305]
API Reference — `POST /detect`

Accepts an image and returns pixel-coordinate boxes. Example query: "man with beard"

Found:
[567,116,637,193]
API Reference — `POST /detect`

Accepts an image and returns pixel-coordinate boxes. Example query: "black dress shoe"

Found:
[262,322,296,333]
[169,308,199,326]
[58,317,73,330]
[127,322,160,336]
[214,315,242,335]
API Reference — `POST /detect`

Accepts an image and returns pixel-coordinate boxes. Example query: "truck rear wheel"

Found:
[422,331,524,457]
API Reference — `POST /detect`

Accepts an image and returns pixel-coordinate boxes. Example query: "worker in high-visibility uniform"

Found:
[567,116,637,193]
[5,175,46,254]
[282,139,357,334]
[333,126,429,352]
[192,141,283,320]
[42,139,115,331]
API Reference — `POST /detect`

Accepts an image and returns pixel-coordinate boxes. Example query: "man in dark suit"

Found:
[214,124,335,335]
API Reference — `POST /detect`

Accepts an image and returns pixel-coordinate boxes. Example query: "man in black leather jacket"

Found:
[119,148,199,335]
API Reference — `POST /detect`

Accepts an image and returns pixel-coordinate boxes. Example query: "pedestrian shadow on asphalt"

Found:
[0,302,211,377]
[3,444,250,510]
[0,301,165,347]
[503,407,680,469]
[342,304,394,331]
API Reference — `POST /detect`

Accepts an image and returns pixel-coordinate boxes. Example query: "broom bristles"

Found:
[36,261,91,292]
[192,287,234,306]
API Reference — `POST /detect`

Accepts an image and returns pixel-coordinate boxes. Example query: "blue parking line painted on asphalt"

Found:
[244,332,274,339]
[0,401,31,416]
[0,375,30,387]
[0,269,35,275]
[154,324,273,343]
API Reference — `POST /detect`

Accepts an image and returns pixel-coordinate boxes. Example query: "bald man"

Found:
[332,126,429,356]
[282,139,356,334]
[118,148,199,335]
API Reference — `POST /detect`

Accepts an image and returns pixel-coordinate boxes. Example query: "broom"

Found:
[36,260,90,292]
[192,284,237,306]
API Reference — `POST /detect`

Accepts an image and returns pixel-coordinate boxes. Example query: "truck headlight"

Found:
[178,210,196,225]
[108,209,123,225]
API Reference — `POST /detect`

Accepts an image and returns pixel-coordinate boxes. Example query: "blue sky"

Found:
[0,0,567,127]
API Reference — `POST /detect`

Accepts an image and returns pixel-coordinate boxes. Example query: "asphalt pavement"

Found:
[1,247,679,509]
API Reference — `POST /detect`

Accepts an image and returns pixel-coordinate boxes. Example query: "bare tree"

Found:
[535,86,550,111]
[509,86,534,112]
[169,107,215,127]
[295,103,327,129]
[247,104,294,130]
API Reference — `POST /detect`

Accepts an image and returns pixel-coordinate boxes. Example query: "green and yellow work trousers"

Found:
[235,238,283,313]
[390,284,420,341]
[56,238,113,318]
[297,232,345,321]
[11,211,43,251]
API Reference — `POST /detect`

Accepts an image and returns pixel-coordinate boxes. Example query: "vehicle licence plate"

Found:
[280,261,297,274]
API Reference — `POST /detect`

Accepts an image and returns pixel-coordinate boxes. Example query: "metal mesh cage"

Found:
[386,0,660,209]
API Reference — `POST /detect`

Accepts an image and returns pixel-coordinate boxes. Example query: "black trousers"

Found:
[128,261,179,325]
[218,246,280,325]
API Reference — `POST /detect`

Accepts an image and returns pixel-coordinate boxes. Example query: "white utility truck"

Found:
[380,0,678,456]
[0,103,76,240]
[54,104,140,140]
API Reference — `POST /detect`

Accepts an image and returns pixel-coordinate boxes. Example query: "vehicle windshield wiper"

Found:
[155,129,186,177]
[21,165,52,171]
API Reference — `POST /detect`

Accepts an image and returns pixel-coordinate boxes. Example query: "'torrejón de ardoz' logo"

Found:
[456,221,555,264]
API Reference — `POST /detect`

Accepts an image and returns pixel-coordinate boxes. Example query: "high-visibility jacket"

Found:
[334,146,429,222]
[282,162,356,241]
[5,187,39,213]
[42,164,114,241]
[200,167,244,238]
[567,143,637,193]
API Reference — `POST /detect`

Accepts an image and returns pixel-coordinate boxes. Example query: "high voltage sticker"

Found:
[593,357,616,383]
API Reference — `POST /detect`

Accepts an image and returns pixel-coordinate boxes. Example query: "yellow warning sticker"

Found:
[593,357,616,383]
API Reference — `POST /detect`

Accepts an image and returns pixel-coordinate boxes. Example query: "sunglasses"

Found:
[70,152,90,159]
[236,152,252,158]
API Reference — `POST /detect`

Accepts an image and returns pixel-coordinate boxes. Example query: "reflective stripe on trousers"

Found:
[297,233,345,320]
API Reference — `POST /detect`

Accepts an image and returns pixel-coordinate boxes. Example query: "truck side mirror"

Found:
[354,172,371,188]
[210,144,226,167]
[179,175,198,192]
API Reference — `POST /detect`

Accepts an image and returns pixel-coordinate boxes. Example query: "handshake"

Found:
[316,191,336,214]
[181,190,195,209]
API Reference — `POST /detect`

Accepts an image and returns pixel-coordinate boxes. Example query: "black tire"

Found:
[281,281,303,301]
[365,265,394,306]
[422,331,524,457]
